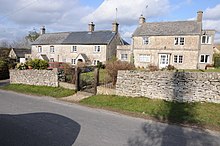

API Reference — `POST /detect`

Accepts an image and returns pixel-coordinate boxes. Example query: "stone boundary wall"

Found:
[97,86,116,95]
[116,70,220,103]
[10,69,58,87]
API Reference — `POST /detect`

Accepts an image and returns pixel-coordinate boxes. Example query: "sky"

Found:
[0,0,220,44]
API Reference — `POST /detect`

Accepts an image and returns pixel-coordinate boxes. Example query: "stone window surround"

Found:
[142,36,149,45]
[174,37,185,45]
[121,53,128,60]
[38,46,42,53]
[50,46,55,53]
[71,58,76,65]
[93,59,100,65]
[174,55,183,64]
[200,54,210,63]
[139,54,150,63]
[71,46,77,53]
[201,35,212,44]
[94,46,101,53]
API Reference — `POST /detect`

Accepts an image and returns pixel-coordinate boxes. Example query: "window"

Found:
[200,55,210,63]
[94,46,101,52]
[201,35,211,44]
[121,54,128,60]
[71,59,76,65]
[174,37,184,45]
[93,60,100,65]
[174,55,183,64]
[71,46,77,52]
[50,58,54,62]
[38,46,42,53]
[50,46,54,53]
[143,37,149,45]
[139,54,150,62]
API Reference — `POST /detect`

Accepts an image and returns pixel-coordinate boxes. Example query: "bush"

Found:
[213,53,220,68]
[16,63,27,70]
[147,64,159,71]
[106,59,135,86]
[26,59,48,70]
[167,65,176,70]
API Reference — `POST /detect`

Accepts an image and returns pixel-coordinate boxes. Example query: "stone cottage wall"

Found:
[116,70,220,103]
[10,69,58,87]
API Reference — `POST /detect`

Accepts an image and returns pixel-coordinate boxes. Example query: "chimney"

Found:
[197,11,203,22]
[88,22,95,32]
[40,26,45,35]
[139,14,145,25]
[112,21,119,33]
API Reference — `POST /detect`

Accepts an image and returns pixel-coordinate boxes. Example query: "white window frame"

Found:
[50,46,55,53]
[143,37,149,45]
[174,37,185,45]
[121,54,128,61]
[173,55,183,64]
[50,58,54,62]
[201,35,211,44]
[93,59,100,65]
[139,54,150,63]
[94,46,101,52]
[200,54,210,63]
[71,46,77,52]
[71,59,76,65]
[38,46,42,53]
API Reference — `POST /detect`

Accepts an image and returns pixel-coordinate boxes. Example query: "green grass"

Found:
[80,95,220,130]
[0,84,75,98]
[178,68,220,72]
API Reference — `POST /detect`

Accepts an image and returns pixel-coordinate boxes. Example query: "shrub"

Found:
[26,59,48,70]
[96,62,105,69]
[167,65,176,70]
[16,63,27,70]
[106,59,135,86]
[147,64,159,71]
[214,57,220,68]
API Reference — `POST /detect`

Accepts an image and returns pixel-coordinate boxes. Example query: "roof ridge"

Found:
[145,20,197,24]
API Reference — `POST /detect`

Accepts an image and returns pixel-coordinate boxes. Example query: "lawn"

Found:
[80,95,220,130]
[0,84,75,98]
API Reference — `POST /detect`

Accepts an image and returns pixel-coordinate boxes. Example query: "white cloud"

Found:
[82,0,170,25]
[203,4,220,43]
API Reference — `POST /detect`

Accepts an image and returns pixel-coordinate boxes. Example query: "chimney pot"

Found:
[112,22,119,33]
[88,22,95,32]
[197,11,203,22]
[139,15,145,25]
[40,26,45,35]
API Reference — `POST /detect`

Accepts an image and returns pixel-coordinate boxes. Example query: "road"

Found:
[0,90,220,146]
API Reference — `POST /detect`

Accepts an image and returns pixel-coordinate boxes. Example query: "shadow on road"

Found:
[128,72,220,146]
[0,79,9,87]
[0,112,81,146]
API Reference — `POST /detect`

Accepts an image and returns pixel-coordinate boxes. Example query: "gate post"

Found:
[94,68,99,95]
[75,67,81,91]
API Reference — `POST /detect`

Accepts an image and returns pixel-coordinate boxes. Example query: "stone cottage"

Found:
[31,22,127,66]
[117,11,215,69]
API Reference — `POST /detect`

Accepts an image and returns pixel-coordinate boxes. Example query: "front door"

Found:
[159,54,169,68]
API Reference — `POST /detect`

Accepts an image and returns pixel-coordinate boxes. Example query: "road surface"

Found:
[0,89,220,146]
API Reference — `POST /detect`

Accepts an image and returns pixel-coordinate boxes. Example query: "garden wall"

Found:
[10,69,59,87]
[116,70,220,103]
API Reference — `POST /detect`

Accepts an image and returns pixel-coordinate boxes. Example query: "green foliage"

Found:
[96,62,105,69]
[81,95,220,130]
[25,29,40,42]
[1,84,75,98]
[26,59,48,70]
[0,59,7,69]
[213,53,220,68]
[16,63,27,70]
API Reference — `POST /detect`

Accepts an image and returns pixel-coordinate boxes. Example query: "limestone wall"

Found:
[116,70,220,103]
[10,69,58,87]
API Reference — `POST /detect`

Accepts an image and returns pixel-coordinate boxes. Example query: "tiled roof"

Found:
[133,21,202,36]
[32,31,117,45]
[13,48,31,58]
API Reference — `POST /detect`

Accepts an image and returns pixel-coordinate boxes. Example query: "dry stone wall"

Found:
[10,69,58,87]
[116,70,220,103]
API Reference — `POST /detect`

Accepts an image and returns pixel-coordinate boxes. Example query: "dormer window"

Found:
[143,37,149,45]
[174,37,184,45]
[201,35,211,44]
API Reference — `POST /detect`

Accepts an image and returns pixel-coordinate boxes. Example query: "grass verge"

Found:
[80,95,220,130]
[0,84,75,98]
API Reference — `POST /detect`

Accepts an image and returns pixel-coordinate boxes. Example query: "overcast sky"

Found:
[0,0,220,43]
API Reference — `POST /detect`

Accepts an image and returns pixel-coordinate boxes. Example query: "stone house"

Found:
[117,11,215,69]
[31,22,127,66]
[8,48,31,63]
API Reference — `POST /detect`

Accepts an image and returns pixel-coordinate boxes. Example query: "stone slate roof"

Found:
[133,20,202,36]
[32,31,117,45]
[13,48,31,58]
